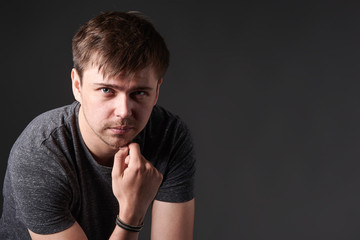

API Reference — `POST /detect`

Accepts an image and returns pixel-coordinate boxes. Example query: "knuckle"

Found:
[133,162,145,173]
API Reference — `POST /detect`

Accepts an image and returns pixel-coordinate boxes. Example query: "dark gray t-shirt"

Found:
[0,101,195,239]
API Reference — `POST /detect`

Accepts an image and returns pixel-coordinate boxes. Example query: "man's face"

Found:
[72,65,161,156]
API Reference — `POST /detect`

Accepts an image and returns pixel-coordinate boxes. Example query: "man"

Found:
[0,11,195,240]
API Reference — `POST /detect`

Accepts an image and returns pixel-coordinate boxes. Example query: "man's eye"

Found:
[131,91,146,97]
[130,91,147,100]
[134,91,145,96]
[101,88,112,94]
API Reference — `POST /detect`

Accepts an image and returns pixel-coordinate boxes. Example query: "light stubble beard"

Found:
[83,111,138,149]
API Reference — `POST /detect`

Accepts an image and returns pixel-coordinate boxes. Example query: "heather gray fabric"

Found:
[0,101,195,239]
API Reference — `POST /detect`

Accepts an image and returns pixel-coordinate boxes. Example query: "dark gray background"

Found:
[1,0,360,239]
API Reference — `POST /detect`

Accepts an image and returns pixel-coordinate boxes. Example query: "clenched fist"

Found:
[112,143,163,226]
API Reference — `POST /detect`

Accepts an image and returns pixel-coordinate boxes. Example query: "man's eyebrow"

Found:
[93,83,154,91]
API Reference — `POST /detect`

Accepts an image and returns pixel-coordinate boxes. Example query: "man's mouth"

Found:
[108,126,133,134]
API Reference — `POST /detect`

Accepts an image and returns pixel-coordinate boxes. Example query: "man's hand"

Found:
[112,143,163,226]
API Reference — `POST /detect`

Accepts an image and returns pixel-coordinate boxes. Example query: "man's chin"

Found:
[107,141,131,149]
[101,129,141,149]
[105,136,135,149]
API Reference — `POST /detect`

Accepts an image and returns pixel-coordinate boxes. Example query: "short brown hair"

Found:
[72,11,170,80]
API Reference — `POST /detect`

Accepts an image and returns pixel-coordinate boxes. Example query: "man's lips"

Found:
[108,126,134,134]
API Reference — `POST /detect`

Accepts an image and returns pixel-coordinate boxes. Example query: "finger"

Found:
[113,146,129,176]
[128,143,142,167]
[125,155,130,165]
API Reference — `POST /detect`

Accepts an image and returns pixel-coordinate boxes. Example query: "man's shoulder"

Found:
[32,101,79,128]
[150,105,184,125]
[13,101,79,149]
[139,105,192,149]
[148,105,190,134]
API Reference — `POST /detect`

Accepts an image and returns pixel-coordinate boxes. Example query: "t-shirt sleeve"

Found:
[155,120,196,203]
[8,144,75,235]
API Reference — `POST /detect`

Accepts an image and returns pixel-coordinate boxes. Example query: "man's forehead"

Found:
[85,54,159,79]
[83,65,158,85]
[89,61,156,75]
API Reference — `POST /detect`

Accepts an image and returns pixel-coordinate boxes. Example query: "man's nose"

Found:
[114,95,132,118]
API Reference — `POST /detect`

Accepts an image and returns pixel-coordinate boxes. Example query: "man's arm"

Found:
[28,199,195,240]
[28,143,163,240]
[151,199,195,240]
[28,220,142,240]
[28,222,87,240]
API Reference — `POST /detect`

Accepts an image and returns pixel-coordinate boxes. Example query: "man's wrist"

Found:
[118,208,144,226]
[116,215,144,232]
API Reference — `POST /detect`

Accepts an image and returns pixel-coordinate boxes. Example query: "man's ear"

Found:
[71,68,82,103]
[154,78,163,106]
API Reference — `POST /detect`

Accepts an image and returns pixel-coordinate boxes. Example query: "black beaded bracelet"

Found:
[116,215,144,232]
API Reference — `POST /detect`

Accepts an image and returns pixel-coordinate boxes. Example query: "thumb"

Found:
[113,146,129,176]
